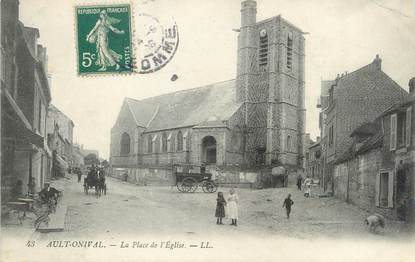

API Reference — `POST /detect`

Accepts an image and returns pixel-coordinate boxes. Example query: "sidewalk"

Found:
[1,175,70,241]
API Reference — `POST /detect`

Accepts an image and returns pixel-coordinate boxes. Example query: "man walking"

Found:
[283,194,294,219]
[296,172,303,190]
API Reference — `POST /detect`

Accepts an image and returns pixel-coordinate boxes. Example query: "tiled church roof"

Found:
[125,80,241,132]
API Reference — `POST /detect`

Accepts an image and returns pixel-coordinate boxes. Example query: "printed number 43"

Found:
[82,52,96,67]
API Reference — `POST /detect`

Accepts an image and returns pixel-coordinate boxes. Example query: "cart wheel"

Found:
[202,181,217,193]
[176,183,184,192]
[182,177,197,193]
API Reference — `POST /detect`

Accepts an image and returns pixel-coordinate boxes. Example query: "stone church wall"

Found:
[110,104,142,167]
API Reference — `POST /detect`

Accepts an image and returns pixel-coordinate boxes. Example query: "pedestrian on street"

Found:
[303,176,312,198]
[77,169,82,183]
[215,192,226,225]
[296,171,303,190]
[283,194,294,219]
[227,188,239,226]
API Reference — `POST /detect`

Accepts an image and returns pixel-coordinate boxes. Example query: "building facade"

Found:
[110,0,306,181]
[46,104,74,165]
[1,0,52,204]
[321,56,407,193]
[305,139,322,181]
[334,78,415,226]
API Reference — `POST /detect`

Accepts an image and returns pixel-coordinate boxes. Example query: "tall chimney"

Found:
[241,0,256,28]
[236,0,257,102]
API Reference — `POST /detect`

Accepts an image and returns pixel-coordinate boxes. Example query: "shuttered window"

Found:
[406,106,412,147]
[390,114,397,151]
[376,171,394,208]
[387,171,394,208]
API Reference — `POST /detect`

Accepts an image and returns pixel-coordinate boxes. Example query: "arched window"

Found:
[161,132,168,152]
[147,135,153,153]
[120,132,130,156]
[167,132,173,152]
[286,135,291,152]
[177,131,183,151]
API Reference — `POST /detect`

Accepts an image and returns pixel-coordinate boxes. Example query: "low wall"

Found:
[109,166,263,188]
[110,166,174,186]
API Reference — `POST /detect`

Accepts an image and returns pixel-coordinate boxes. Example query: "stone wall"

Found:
[334,149,399,220]
[110,102,142,167]
[109,165,261,188]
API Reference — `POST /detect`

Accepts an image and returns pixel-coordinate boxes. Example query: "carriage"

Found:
[84,168,106,196]
[173,164,218,193]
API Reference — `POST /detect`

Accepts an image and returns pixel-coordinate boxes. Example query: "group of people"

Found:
[215,188,239,226]
[296,173,314,198]
[85,165,106,186]
[214,189,296,224]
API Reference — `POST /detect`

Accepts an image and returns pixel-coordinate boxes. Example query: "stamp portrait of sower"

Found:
[76,5,133,74]
[86,9,125,71]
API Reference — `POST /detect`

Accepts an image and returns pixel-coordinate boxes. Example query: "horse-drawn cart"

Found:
[173,164,217,193]
[84,167,106,196]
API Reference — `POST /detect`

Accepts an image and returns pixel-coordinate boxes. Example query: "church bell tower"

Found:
[236,0,306,168]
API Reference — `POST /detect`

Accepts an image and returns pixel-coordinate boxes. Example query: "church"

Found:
[110,0,306,179]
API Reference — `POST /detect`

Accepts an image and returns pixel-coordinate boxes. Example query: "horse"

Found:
[84,168,100,196]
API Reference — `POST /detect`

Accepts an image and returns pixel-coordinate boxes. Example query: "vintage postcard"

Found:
[1,0,414,261]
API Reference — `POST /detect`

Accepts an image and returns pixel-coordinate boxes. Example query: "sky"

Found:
[19,0,415,159]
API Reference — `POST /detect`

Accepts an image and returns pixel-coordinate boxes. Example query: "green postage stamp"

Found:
[76,4,133,75]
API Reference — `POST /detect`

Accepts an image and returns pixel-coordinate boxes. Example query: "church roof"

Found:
[124,79,241,132]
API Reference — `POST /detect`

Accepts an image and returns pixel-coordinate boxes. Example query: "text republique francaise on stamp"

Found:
[75,3,179,75]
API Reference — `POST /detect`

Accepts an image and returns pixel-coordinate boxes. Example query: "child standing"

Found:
[283,194,294,219]
[227,188,239,226]
[215,192,226,225]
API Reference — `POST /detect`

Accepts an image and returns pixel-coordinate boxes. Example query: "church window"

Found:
[183,131,189,151]
[167,132,173,151]
[287,32,293,69]
[120,132,131,156]
[258,28,268,68]
[286,135,291,151]
[177,131,183,151]
[152,135,158,153]
[162,132,168,152]
[147,135,153,153]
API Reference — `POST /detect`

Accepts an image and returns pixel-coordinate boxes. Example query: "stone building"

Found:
[110,0,306,185]
[1,0,52,203]
[305,139,322,181]
[334,78,415,226]
[46,104,74,165]
[321,56,407,193]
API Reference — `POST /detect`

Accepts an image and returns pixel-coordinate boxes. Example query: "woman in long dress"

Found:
[86,10,125,71]
[227,188,239,226]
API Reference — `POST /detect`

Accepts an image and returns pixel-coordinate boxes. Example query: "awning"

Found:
[3,87,44,148]
[55,153,69,170]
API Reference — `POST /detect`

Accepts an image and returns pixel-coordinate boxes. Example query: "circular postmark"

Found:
[136,13,179,74]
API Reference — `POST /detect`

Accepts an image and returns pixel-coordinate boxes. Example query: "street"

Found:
[24,175,407,240]
[2,174,413,262]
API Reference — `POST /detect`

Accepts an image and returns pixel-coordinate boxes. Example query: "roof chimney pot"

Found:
[373,54,382,70]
